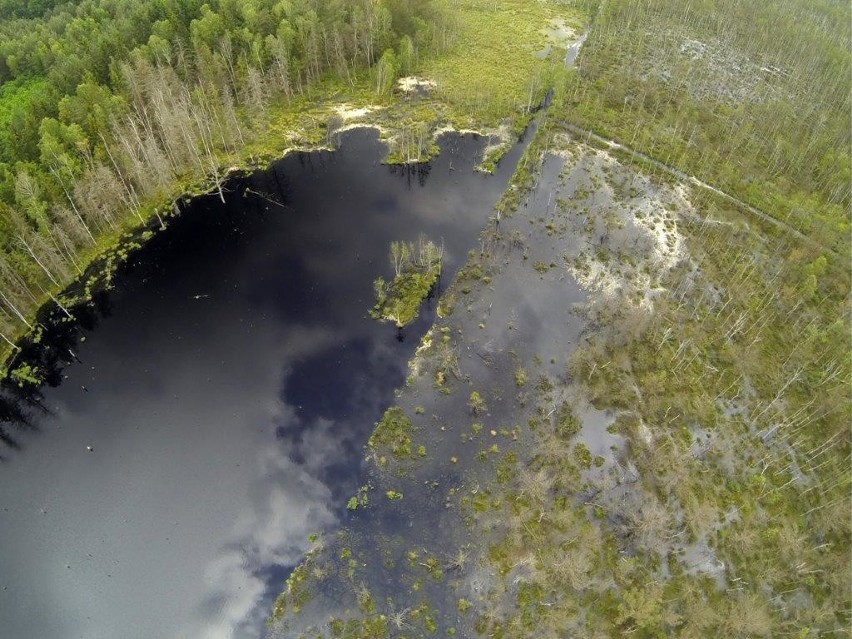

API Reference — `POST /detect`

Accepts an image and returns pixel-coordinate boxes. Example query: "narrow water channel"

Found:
[0,128,527,639]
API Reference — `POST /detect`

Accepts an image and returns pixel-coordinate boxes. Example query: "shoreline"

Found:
[0,114,521,385]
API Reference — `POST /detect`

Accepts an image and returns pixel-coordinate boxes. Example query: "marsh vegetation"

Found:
[0,0,848,637]
[265,1,849,637]
[559,0,850,254]
[371,237,443,329]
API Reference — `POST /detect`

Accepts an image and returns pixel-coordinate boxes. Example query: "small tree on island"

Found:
[371,236,443,328]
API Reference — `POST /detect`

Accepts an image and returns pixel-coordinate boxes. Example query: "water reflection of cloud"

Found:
[180,326,409,637]
[179,420,338,639]
[0,129,507,639]
[46,319,345,639]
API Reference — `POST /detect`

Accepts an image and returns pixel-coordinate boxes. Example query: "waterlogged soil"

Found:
[268,149,592,635]
[270,132,717,637]
[0,128,530,639]
[228,112,845,637]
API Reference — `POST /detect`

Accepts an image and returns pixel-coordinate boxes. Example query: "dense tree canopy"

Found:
[0,0,76,20]
[0,0,443,350]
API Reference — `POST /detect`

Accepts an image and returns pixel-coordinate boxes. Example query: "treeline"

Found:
[0,0,73,20]
[561,0,850,253]
[0,0,445,354]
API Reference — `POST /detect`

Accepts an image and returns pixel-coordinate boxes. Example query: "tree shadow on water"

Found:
[0,387,40,461]
[0,290,113,460]
[389,162,432,189]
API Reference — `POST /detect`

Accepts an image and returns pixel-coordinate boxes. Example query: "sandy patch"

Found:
[397,76,437,95]
[556,146,689,311]
[480,123,514,161]
[334,104,380,121]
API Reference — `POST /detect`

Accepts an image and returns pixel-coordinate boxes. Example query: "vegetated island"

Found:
[370,237,442,328]
[268,0,851,637]
[0,0,515,383]
[0,0,848,636]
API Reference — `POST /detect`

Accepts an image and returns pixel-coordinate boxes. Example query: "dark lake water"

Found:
[0,128,526,639]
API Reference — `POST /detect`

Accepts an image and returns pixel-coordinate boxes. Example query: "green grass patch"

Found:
[423,0,586,128]
[367,407,415,459]
[371,238,443,328]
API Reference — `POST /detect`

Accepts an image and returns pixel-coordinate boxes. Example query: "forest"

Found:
[559,0,850,253]
[0,0,849,635]
[0,0,446,369]
[261,1,850,636]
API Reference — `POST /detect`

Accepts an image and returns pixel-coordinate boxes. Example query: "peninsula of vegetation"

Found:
[0,0,848,637]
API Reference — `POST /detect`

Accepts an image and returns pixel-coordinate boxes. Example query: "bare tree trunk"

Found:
[0,289,33,330]
[17,235,59,287]
[48,165,96,245]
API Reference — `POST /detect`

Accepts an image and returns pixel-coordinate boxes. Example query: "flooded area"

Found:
[536,18,588,68]
[269,145,597,637]
[0,128,528,639]
[267,128,711,636]
[565,31,589,67]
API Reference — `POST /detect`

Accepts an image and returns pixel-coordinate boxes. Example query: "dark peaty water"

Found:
[0,128,525,639]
